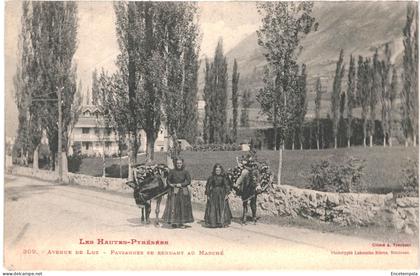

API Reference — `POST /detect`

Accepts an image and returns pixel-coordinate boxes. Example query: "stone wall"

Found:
[11,166,419,234]
[11,166,131,193]
[189,180,418,235]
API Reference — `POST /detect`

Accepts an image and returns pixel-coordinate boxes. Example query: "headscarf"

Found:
[212,163,225,176]
[173,157,185,171]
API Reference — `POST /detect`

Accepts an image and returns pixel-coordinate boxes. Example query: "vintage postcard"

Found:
[3,0,419,272]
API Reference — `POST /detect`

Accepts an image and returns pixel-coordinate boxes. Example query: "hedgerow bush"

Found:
[399,159,419,197]
[308,157,366,193]
[189,143,241,152]
[105,164,128,178]
[68,154,83,173]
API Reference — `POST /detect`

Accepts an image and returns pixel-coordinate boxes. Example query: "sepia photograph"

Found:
[3,0,420,272]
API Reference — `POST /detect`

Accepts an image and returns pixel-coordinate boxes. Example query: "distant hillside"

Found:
[199,1,409,126]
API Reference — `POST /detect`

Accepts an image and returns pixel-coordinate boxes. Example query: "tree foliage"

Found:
[346,54,356,147]
[314,77,323,149]
[231,59,240,142]
[256,2,316,149]
[14,2,79,169]
[240,89,253,128]
[330,49,345,148]
[203,39,228,144]
[401,3,418,146]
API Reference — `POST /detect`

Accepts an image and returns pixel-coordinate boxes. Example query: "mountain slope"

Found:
[202,1,410,126]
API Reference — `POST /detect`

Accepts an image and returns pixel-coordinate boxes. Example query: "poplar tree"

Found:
[314,77,323,150]
[369,49,381,147]
[256,2,316,151]
[231,59,240,143]
[356,56,370,147]
[203,39,228,144]
[379,44,392,147]
[26,2,79,170]
[346,55,356,148]
[240,89,253,128]
[402,4,418,146]
[331,49,345,149]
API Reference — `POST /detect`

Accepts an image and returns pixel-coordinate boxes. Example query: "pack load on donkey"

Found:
[227,152,274,196]
[126,163,170,224]
[226,151,274,224]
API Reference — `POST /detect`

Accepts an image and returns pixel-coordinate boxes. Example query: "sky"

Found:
[5,1,261,137]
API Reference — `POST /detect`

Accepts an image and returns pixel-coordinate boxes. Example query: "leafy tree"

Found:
[346,55,356,148]
[13,1,40,166]
[356,56,370,147]
[113,2,147,167]
[97,70,130,178]
[231,59,240,143]
[389,67,398,147]
[178,20,200,145]
[91,69,100,106]
[240,89,253,128]
[296,64,308,150]
[23,2,79,171]
[256,2,316,152]
[112,2,200,168]
[314,77,323,150]
[160,3,200,157]
[330,49,345,149]
[369,49,381,147]
[203,39,228,144]
[203,59,214,143]
[379,44,392,147]
[401,4,418,147]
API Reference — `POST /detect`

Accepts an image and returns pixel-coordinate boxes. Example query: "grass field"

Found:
[77,146,418,194]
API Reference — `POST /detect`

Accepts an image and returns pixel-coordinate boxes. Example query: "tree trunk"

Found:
[347,138,350,148]
[369,135,373,147]
[146,131,155,163]
[389,136,393,147]
[33,144,39,170]
[292,141,295,150]
[273,126,278,151]
[62,151,68,176]
[413,134,417,147]
[51,151,56,171]
[317,139,320,150]
[277,141,283,185]
[119,155,122,179]
[363,119,367,147]
[383,136,386,147]
[102,142,106,178]
[334,136,337,149]
[128,132,139,181]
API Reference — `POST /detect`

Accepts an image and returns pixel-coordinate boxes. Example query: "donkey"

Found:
[128,164,170,226]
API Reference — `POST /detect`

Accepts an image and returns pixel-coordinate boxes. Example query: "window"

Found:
[94,129,100,135]
[105,141,112,148]
[105,128,112,136]
[82,128,90,134]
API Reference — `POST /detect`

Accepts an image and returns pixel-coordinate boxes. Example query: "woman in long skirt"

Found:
[162,158,194,228]
[204,163,232,228]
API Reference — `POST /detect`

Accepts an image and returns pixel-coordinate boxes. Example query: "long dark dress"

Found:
[204,175,232,227]
[162,168,194,225]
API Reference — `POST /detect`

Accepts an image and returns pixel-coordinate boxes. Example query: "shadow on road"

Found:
[5,184,54,202]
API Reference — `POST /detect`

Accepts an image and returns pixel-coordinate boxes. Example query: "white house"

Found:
[70,105,168,156]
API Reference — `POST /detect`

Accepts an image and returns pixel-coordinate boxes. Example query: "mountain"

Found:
[200,1,409,127]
